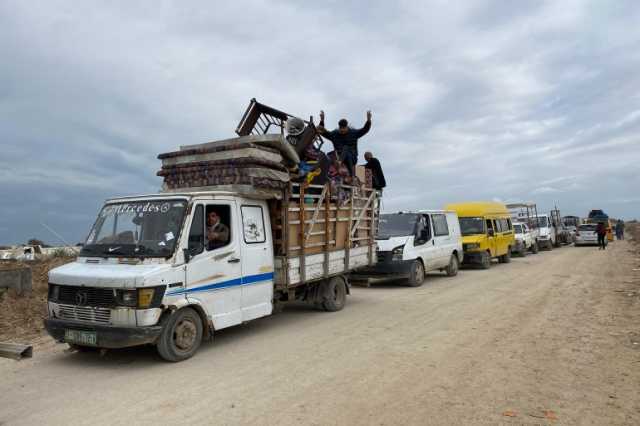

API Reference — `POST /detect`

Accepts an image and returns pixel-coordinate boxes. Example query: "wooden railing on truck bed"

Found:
[269,181,379,289]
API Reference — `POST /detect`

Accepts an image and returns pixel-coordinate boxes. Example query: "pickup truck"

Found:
[512,222,538,256]
[45,182,378,361]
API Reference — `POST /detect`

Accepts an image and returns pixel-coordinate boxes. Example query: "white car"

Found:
[370,210,463,286]
[574,224,604,246]
[513,222,539,256]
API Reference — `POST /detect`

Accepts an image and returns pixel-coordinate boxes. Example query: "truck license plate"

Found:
[64,329,97,346]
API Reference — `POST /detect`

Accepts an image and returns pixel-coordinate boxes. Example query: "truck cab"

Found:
[45,193,276,361]
[535,214,556,250]
[512,222,538,256]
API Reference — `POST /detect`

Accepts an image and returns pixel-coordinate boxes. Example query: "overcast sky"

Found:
[1,0,639,245]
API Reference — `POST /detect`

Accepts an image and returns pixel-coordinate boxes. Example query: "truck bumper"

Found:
[364,259,414,276]
[462,251,485,265]
[44,318,163,349]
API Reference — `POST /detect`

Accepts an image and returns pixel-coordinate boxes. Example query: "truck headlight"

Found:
[392,244,405,261]
[117,289,137,307]
[117,286,166,308]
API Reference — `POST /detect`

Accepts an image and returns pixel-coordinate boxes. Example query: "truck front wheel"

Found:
[157,307,203,362]
[479,252,491,269]
[531,242,539,254]
[445,254,459,277]
[322,276,347,312]
[407,260,425,287]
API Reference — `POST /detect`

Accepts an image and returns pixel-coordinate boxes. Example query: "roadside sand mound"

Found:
[0,257,75,343]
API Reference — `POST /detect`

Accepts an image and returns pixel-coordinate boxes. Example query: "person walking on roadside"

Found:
[317,110,372,177]
[364,151,386,192]
[596,221,607,250]
[615,219,625,240]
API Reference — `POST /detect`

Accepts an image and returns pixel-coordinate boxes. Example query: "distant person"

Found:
[207,210,230,250]
[596,222,607,250]
[364,151,386,191]
[317,110,372,177]
[616,219,625,240]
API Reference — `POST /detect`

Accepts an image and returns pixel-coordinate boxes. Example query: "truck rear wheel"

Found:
[322,276,347,312]
[531,242,539,254]
[157,307,203,362]
[407,260,425,287]
[499,248,511,263]
[445,254,459,277]
[479,252,491,269]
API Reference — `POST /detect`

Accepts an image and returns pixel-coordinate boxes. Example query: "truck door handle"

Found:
[228,258,240,263]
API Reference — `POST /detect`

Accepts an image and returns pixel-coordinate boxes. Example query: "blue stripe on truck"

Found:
[166,272,274,296]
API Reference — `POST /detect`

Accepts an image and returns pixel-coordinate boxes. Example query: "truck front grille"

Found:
[58,304,111,324]
[376,251,392,263]
[56,285,117,308]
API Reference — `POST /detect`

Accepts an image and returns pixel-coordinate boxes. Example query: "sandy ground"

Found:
[1,239,639,425]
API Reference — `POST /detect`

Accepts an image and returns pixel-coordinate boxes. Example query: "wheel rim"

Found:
[173,317,197,351]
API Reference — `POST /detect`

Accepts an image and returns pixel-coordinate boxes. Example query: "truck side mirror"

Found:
[183,248,191,263]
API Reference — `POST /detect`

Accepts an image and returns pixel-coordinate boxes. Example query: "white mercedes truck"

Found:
[45,183,378,361]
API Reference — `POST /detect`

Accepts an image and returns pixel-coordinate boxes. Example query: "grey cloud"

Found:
[1,0,639,245]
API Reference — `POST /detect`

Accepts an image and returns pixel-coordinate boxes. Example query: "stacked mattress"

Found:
[157,134,298,198]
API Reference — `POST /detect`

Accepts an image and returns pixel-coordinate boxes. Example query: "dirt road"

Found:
[1,240,639,425]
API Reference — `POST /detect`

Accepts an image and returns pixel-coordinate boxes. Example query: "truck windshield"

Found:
[459,217,485,236]
[378,214,419,238]
[536,216,548,227]
[81,199,187,258]
[514,224,523,234]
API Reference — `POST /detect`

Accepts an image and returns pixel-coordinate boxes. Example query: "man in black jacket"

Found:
[364,151,386,191]
[317,110,371,176]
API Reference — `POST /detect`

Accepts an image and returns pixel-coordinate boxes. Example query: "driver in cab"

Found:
[207,210,230,250]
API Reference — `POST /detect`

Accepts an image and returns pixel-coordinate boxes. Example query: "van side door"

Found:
[414,214,436,270]
[486,218,498,257]
[431,213,452,268]
[184,201,243,330]
[239,202,273,322]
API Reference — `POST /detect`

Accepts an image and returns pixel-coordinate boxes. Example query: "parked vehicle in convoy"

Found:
[586,209,613,241]
[574,223,603,246]
[535,214,556,250]
[562,216,581,241]
[512,222,538,256]
[445,202,516,269]
[45,183,379,361]
[507,202,540,254]
[550,208,572,246]
[361,210,463,286]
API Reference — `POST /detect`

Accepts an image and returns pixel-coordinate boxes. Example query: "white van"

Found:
[368,210,463,286]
